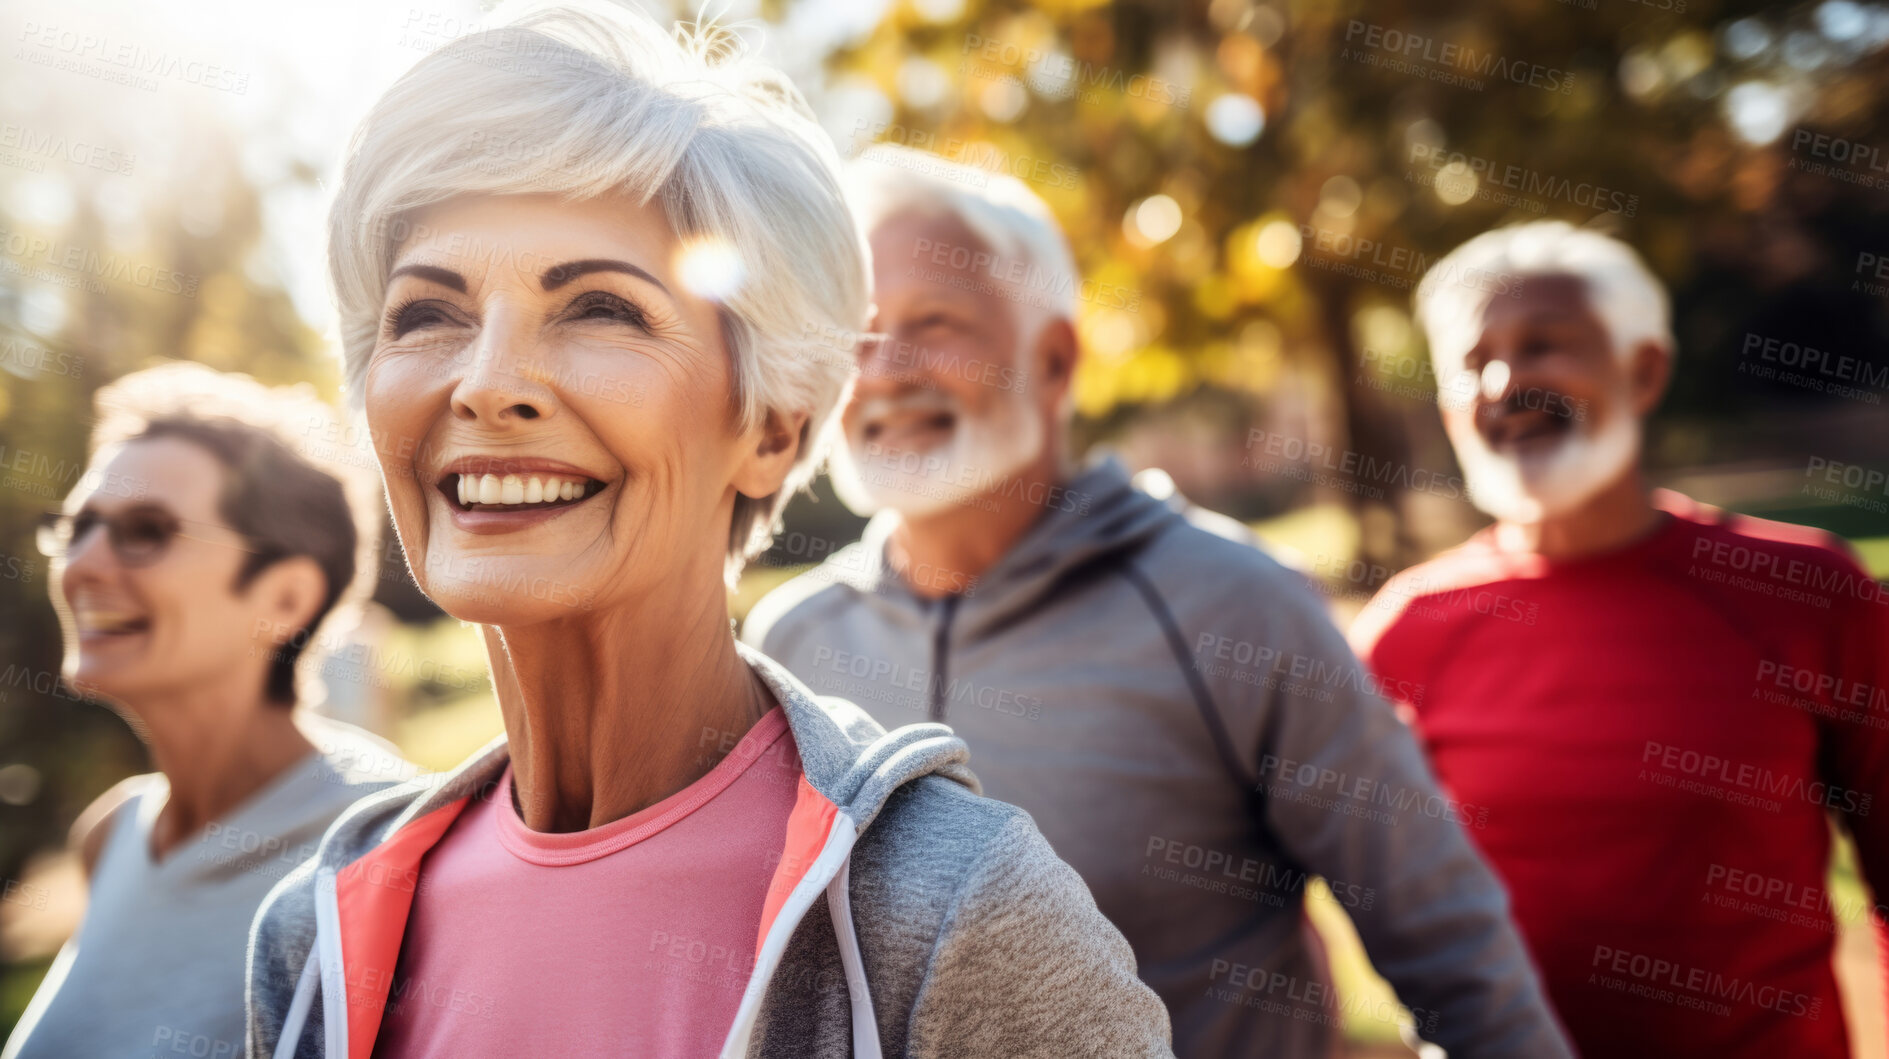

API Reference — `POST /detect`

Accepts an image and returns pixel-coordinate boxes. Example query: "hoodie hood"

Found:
[251,642,977,1059]
[843,453,1184,641]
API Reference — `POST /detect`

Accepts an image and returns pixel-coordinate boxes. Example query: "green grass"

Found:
[0,955,53,1044]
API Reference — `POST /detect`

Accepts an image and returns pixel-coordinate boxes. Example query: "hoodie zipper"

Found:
[926,595,959,722]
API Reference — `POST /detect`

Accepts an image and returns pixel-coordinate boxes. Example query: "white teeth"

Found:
[455,472,592,506]
[457,476,468,505]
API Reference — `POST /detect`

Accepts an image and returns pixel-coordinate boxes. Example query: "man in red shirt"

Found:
[1351,220,1889,1058]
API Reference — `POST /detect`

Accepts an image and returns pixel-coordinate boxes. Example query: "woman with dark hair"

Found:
[245,1,1172,1056]
[2,363,414,1059]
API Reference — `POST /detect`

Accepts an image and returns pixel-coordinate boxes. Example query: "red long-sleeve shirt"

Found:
[1351,490,1889,1058]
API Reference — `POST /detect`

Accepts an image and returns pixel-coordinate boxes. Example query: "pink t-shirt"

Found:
[372,707,800,1059]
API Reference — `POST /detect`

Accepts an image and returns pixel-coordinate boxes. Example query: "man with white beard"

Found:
[744,147,1574,1059]
[1352,221,1889,1059]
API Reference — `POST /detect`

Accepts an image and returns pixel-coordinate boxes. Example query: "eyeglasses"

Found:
[35,506,263,567]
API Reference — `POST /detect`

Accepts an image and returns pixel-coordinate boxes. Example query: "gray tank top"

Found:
[2,719,414,1059]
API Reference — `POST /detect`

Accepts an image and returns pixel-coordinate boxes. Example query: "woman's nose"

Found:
[449,316,556,423]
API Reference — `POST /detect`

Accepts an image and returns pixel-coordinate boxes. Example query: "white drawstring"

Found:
[825,856,883,1059]
[272,948,320,1059]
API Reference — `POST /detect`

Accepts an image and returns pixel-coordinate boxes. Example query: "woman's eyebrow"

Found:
[386,263,468,292]
[541,258,671,296]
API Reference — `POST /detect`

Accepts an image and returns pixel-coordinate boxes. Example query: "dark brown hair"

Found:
[89,363,381,705]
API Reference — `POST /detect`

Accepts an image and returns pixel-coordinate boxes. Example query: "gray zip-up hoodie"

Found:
[744,455,1574,1058]
[244,641,1174,1058]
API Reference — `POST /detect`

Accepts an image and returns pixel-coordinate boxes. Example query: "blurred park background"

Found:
[2,0,1887,1052]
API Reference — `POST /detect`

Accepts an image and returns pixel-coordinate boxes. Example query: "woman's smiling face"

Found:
[365,192,780,624]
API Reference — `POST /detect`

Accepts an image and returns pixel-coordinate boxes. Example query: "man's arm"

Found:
[1813,568,1889,1051]
[1248,588,1574,1058]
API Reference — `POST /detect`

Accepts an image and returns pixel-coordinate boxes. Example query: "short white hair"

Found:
[326,0,867,579]
[844,144,1079,326]
[1415,220,1673,376]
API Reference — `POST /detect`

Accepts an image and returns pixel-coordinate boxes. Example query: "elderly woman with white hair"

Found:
[244,2,1172,1057]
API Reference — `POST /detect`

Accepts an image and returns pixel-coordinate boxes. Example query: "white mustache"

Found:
[853,390,960,432]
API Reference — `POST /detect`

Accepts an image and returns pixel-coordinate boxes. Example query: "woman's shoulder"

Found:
[841,778,1173,1054]
[849,776,1068,922]
[71,773,162,880]
[297,712,421,792]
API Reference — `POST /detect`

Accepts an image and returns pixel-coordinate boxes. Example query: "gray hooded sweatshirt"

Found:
[245,641,1174,1059]
[743,456,1574,1059]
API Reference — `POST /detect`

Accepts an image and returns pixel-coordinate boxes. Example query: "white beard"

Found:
[1452,399,1640,525]
[830,386,1045,519]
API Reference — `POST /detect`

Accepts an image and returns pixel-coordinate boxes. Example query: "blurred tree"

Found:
[813,0,1889,576]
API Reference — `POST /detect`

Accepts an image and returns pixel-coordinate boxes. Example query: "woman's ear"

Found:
[248,556,328,647]
[732,407,808,500]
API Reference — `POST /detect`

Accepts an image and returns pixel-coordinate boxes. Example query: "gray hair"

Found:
[1415,220,1673,378]
[844,144,1080,327]
[326,0,868,579]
